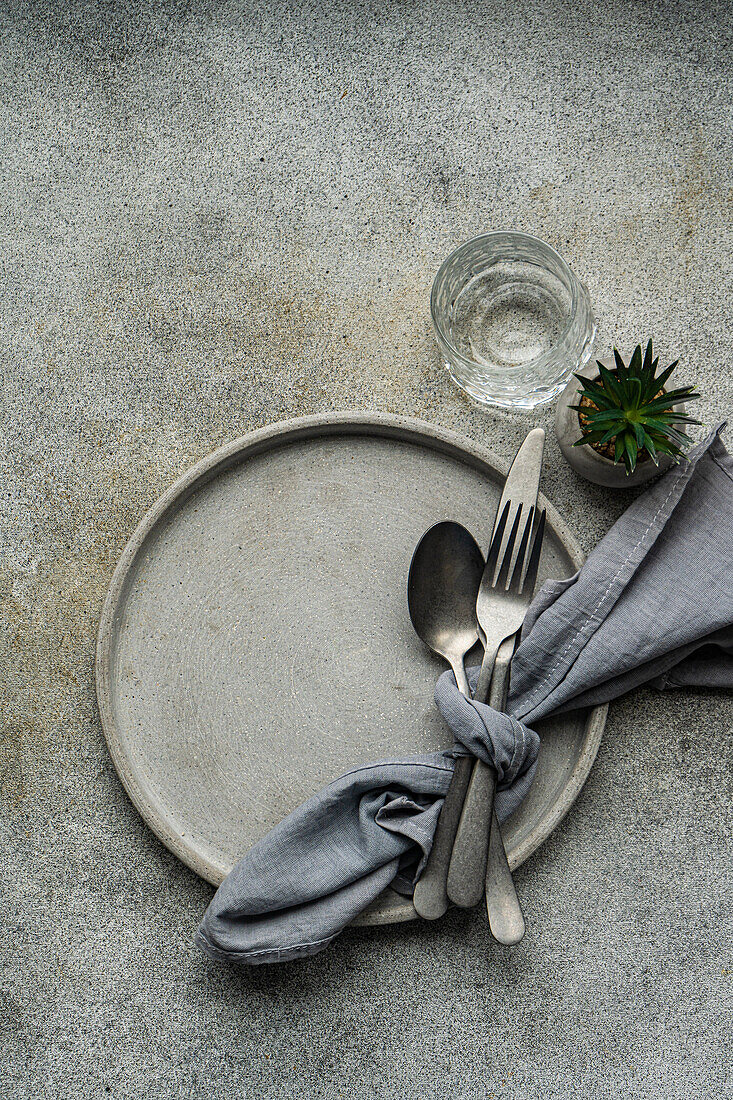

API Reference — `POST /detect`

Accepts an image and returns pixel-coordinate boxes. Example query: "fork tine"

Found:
[508,506,535,593]
[485,500,511,579]
[496,504,523,590]
[520,509,546,594]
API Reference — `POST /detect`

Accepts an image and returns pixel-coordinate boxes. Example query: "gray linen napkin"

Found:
[196,426,733,966]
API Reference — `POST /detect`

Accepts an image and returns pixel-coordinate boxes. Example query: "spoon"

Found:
[407,521,484,919]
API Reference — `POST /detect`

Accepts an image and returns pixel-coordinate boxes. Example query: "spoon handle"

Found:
[413,655,472,920]
[413,754,473,920]
[451,657,471,698]
[446,640,512,908]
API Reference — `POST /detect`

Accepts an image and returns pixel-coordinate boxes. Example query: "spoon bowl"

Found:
[408,521,484,696]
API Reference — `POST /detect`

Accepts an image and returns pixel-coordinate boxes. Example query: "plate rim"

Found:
[95,411,608,923]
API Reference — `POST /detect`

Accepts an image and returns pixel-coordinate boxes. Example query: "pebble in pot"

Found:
[555,341,700,489]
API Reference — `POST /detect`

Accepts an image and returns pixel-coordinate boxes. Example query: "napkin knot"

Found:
[434,666,540,820]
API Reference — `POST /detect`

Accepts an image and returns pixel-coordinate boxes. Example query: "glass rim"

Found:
[430,230,585,378]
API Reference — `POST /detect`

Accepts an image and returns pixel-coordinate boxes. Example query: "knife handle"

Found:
[481,655,525,943]
[446,645,512,908]
[413,754,473,920]
[486,806,525,944]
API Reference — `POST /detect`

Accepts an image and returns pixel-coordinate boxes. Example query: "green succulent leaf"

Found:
[624,432,638,473]
[597,364,627,406]
[628,345,643,379]
[627,377,643,409]
[581,409,630,426]
[642,390,699,413]
[651,361,680,394]
[573,377,613,406]
[647,412,701,427]
[611,349,627,378]
[642,340,653,375]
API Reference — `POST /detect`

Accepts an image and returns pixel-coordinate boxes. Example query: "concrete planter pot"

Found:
[555,357,685,489]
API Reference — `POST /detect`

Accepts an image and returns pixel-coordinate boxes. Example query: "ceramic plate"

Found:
[96,413,606,925]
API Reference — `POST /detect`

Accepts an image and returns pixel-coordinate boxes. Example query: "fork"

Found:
[446,503,546,941]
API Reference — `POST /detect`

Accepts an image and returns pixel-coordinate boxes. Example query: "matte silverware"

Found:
[484,515,545,944]
[407,522,484,697]
[446,505,544,910]
[407,521,484,920]
[447,427,545,930]
[484,428,545,604]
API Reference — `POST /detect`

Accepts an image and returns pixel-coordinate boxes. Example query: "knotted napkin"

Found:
[196,427,733,965]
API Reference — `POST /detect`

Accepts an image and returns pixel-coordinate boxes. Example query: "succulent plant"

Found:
[571,340,701,475]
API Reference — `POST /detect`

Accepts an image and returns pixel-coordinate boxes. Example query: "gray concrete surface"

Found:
[2,1,732,1097]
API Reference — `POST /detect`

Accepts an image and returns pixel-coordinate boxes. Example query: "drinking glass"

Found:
[431,231,595,409]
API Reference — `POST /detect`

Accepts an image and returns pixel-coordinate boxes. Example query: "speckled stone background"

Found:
[2,2,732,1097]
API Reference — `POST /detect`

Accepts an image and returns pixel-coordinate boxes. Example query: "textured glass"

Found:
[431,232,596,409]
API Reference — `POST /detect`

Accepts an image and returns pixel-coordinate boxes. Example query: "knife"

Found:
[445,428,545,927]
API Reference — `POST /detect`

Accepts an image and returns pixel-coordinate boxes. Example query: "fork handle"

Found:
[473,641,496,702]
[446,642,512,908]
